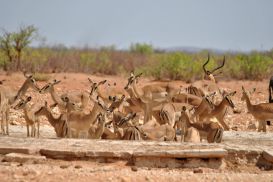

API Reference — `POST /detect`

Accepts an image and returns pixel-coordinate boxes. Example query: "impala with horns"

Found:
[187,54,225,97]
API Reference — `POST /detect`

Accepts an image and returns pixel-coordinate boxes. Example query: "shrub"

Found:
[32,73,51,82]
[130,43,154,55]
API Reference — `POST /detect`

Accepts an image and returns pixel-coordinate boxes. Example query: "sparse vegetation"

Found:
[130,43,154,55]
[0,25,38,71]
[0,27,273,80]
[32,73,51,82]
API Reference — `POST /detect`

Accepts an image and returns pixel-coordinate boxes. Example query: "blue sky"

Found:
[0,0,273,51]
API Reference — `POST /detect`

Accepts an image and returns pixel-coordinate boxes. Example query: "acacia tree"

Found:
[0,31,14,71]
[0,25,38,71]
[13,25,38,70]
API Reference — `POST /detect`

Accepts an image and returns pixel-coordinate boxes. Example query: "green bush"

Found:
[32,73,51,82]
[130,43,154,55]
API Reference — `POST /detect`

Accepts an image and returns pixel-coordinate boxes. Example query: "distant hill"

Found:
[159,46,249,55]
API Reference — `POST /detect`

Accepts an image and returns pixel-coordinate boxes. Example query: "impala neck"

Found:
[94,117,106,139]
[214,98,229,114]
[126,87,137,99]
[22,104,32,122]
[49,87,65,108]
[132,79,144,99]
[244,93,253,112]
[14,81,34,103]
[181,111,191,129]
[40,108,58,127]
[97,87,108,101]
[89,103,105,124]
[80,94,89,109]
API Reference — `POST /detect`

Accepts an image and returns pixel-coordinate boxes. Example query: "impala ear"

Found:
[136,73,143,78]
[26,96,32,101]
[130,71,134,77]
[23,71,32,78]
[98,80,107,86]
[88,78,93,84]
[249,88,256,94]
[62,96,69,102]
[241,86,245,92]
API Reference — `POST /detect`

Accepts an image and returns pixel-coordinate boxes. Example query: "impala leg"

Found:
[1,111,5,134]
[218,118,230,131]
[67,128,71,138]
[5,109,9,135]
[257,121,263,132]
[75,130,79,138]
[262,121,267,132]
[37,120,40,138]
[31,124,34,137]
[27,124,30,137]
[144,104,152,124]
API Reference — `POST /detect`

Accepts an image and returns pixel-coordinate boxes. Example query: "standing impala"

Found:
[269,76,273,103]
[0,73,40,135]
[241,86,273,132]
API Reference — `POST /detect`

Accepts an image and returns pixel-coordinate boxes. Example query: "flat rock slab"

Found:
[263,150,273,163]
[3,153,46,163]
[0,136,227,160]
[0,131,273,163]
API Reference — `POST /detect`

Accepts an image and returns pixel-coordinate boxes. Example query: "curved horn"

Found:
[130,71,135,77]
[136,73,143,78]
[52,80,61,85]
[226,91,237,97]
[242,86,246,93]
[88,78,93,84]
[202,53,210,75]
[98,80,107,86]
[210,56,226,74]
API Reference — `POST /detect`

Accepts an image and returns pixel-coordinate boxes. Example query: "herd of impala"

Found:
[0,55,273,143]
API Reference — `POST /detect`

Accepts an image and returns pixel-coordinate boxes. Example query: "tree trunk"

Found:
[16,50,21,71]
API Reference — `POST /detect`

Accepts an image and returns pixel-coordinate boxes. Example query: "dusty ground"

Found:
[0,159,273,182]
[0,72,273,181]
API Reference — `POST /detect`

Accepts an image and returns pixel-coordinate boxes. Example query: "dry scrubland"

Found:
[0,44,273,81]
